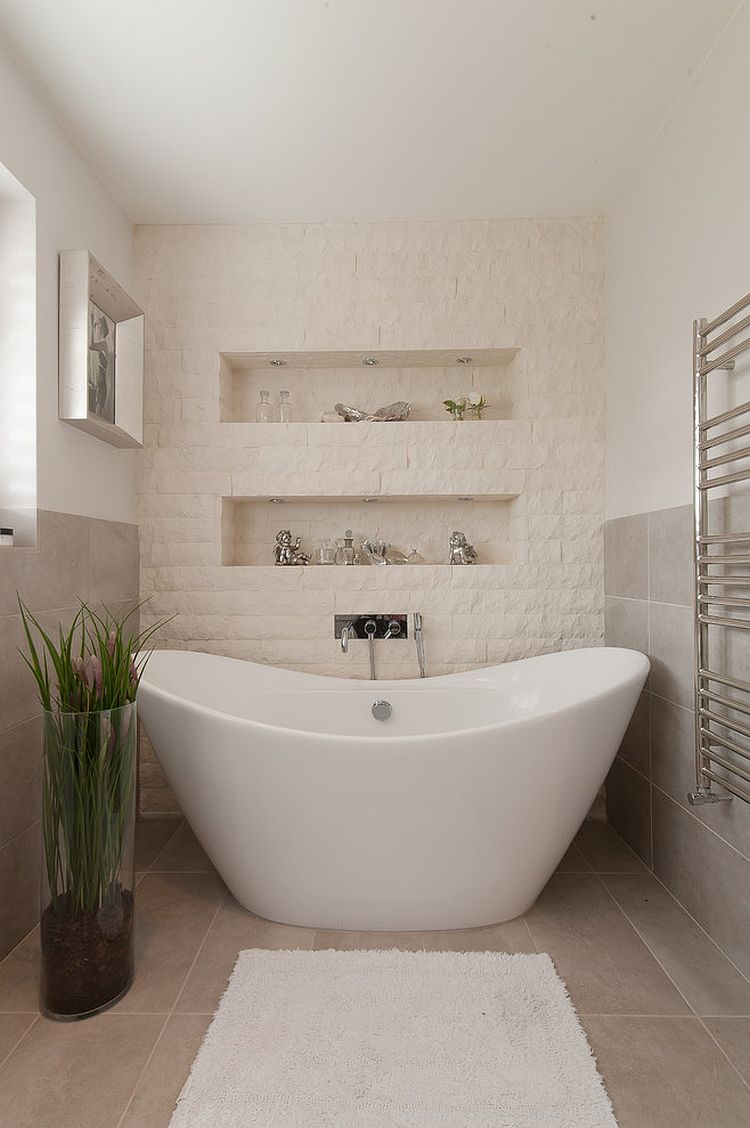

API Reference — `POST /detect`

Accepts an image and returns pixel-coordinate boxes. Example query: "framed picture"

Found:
[59,250,144,448]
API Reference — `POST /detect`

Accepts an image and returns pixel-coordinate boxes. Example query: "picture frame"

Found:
[58,250,144,448]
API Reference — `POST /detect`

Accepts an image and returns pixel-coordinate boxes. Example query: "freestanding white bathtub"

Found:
[138,647,648,931]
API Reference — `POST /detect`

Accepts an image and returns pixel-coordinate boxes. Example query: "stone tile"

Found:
[175,896,315,1014]
[650,695,750,859]
[604,596,648,654]
[616,689,650,776]
[574,818,647,873]
[120,1014,210,1128]
[603,514,648,599]
[524,874,689,1015]
[134,817,181,872]
[0,718,41,849]
[112,873,225,1013]
[604,872,750,1016]
[605,758,652,867]
[149,822,215,873]
[0,511,91,618]
[0,616,40,734]
[705,1018,750,1085]
[420,917,536,953]
[0,1014,35,1064]
[0,928,39,1012]
[648,504,693,606]
[0,1013,164,1128]
[555,841,592,872]
[650,693,693,797]
[0,823,40,961]
[313,929,428,952]
[649,601,694,708]
[90,519,140,605]
[652,789,750,979]
[582,1016,750,1128]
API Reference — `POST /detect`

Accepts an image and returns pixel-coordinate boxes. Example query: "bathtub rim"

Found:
[137,645,650,745]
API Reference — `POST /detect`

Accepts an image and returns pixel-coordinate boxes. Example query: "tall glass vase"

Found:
[40,702,136,1020]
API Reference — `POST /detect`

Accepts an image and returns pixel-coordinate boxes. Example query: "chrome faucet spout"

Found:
[340,623,355,653]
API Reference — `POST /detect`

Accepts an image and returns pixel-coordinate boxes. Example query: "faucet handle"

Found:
[413,612,423,630]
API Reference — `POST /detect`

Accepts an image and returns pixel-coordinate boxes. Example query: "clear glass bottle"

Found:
[256,390,272,423]
[406,546,424,565]
[279,390,293,423]
[335,530,360,565]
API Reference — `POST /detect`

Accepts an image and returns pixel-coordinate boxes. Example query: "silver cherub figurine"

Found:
[274,529,310,566]
[448,530,478,565]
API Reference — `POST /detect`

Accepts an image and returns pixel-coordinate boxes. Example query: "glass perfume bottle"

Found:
[279,390,293,423]
[335,530,360,565]
[256,390,272,423]
[406,546,424,565]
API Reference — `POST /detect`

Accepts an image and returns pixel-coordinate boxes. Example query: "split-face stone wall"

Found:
[133,218,605,814]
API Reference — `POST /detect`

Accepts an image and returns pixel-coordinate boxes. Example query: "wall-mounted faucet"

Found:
[340,622,356,653]
[335,615,408,680]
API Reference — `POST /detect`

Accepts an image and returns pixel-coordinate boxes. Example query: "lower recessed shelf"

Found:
[221,495,518,567]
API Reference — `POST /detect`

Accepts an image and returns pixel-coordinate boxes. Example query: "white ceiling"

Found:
[0,0,741,224]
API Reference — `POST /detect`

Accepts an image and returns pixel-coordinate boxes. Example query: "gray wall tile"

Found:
[90,519,140,605]
[652,788,750,979]
[604,514,649,598]
[648,505,693,606]
[0,822,40,959]
[617,690,650,777]
[606,757,652,867]
[0,719,41,849]
[605,596,649,653]
[649,601,694,708]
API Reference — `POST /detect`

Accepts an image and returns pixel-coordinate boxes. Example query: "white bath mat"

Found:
[170,949,616,1128]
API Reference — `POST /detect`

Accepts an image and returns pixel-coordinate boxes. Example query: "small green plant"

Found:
[18,599,165,915]
[443,397,467,420]
[467,392,489,419]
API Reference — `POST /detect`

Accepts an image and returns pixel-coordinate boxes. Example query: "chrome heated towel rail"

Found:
[690,293,750,806]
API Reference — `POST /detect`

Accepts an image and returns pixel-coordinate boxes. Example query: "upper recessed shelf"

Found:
[220,347,519,424]
[222,347,518,370]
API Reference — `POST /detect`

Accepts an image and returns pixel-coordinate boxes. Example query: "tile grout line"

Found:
[144,819,185,873]
[593,871,750,1094]
[115,886,228,1128]
[592,821,750,987]
[0,1015,39,1073]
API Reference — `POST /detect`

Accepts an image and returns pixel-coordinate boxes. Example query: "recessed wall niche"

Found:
[219,348,518,423]
[221,494,521,567]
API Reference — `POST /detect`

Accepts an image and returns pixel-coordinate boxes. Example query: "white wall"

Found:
[607,1,750,520]
[0,42,136,523]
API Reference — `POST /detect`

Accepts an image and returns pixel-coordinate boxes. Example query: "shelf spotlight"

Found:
[362,357,379,366]
[269,497,286,504]
[270,359,286,366]
[456,356,473,365]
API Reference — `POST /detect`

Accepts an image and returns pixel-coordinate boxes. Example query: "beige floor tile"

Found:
[176,896,315,1015]
[0,929,39,1012]
[149,821,215,873]
[555,841,593,872]
[525,874,689,1014]
[0,1014,35,1064]
[420,916,536,953]
[0,1013,164,1128]
[113,873,225,1014]
[604,873,750,1016]
[582,1015,750,1128]
[134,817,182,872]
[705,1017,750,1085]
[574,818,647,873]
[120,1014,211,1128]
[313,929,428,952]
